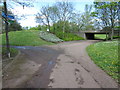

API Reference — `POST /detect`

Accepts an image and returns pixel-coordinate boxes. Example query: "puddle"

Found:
[12,46,36,50]
[13,46,26,49]
[45,59,56,71]
[48,61,53,65]
[12,46,55,53]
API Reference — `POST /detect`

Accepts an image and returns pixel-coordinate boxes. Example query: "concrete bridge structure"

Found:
[75,30,120,39]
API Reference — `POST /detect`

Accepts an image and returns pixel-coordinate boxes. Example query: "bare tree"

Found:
[55,1,74,33]
[70,12,83,31]
[36,5,51,31]
[70,4,94,32]
[81,4,94,31]
[48,5,59,33]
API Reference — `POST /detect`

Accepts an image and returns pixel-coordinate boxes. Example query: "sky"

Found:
[7,0,94,27]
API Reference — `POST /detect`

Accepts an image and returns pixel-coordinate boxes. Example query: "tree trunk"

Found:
[62,21,65,38]
[111,28,114,40]
[105,28,108,41]
[47,17,51,32]
[53,24,55,34]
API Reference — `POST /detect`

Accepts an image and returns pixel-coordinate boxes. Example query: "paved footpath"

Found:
[2,40,118,88]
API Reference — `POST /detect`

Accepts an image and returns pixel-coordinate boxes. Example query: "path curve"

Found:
[2,40,118,88]
[48,40,118,88]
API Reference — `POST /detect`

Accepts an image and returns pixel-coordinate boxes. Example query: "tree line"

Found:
[92,2,120,40]
[35,1,120,39]
[1,1,119,38]
[36,2,95,34]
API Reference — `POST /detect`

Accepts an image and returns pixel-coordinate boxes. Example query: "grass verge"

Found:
[2,47,18,59]
[95,34,120,40]
[1,47,19,69]
[87,40,119,82]
[0,30,54,46]
[95,34,106,39]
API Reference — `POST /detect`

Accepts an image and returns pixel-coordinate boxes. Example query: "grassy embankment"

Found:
[87,40,119,83]
[1,30,84,57]
[0,30,54,58]
[1,30,54,46]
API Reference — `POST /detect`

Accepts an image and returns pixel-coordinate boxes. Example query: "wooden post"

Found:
[4,1,10,58]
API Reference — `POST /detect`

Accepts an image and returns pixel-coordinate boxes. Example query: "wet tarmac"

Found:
[3,46,63,88]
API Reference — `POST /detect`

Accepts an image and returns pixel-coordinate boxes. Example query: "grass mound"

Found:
[87,40,119,82]
[39,31,64,43]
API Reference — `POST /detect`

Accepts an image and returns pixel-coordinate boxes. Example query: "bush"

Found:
[55,31,84,41]
[29,25,46,31]
[113,36,120,39]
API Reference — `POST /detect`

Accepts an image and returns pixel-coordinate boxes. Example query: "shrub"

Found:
[55,31,84,41]
[113,36,120,39]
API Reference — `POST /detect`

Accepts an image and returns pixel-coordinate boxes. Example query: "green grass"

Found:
[95,34,106,39]
[87,40,119,82]
[0,30,54,46]
[2,47,18,59]
[95,34,120,40]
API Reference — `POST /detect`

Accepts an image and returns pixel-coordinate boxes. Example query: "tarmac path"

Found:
[2,40,118,88]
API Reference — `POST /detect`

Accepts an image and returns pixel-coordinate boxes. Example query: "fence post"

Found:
[4,1,10,58]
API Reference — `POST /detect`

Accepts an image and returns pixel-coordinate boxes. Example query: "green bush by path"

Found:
[39,31,64,43]
[87,40,119,82]
[1,30,54,46]
[54,31,84,41]
[113,36,120,39]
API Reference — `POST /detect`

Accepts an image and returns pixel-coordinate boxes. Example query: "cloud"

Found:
[11,6,39,16]
[8,0,95,27]
[3,0,94,2]
[10,5,39,27]
[18,16,39,27]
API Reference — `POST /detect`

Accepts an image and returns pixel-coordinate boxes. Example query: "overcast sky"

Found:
[8,0,94,27]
